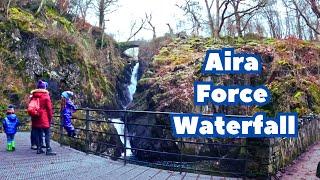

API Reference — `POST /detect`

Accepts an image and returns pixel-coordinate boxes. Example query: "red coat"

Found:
[30,89,53,128]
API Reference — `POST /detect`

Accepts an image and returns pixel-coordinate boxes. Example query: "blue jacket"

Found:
[61,99,76,129]
[61,99,77,115]
[3,114,20,135]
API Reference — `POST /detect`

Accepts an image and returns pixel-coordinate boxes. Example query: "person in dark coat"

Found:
[30,80,56,155]
[3,105,20,151]
[60,91,77,137]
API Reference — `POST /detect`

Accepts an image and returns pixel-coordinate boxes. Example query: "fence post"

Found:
[85,107,90,155]
[123,110,127,165]
[244,138,248,178]
[179,137,183,174]
[59,112,63,146]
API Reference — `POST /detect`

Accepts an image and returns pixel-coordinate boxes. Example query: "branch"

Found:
[218,0,230,34]
[223,0,266,20]
[292,0,320,34]
[127,18,146,42]
[219,0,227,10]
[241,14,255,32]
[310,0,320,18]
[209,0,214,10]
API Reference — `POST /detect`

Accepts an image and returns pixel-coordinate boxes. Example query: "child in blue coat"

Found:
[3,105,20,151]
[60,91,77,137]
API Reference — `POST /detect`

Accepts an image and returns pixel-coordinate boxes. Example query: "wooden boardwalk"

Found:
[0,133,238,180]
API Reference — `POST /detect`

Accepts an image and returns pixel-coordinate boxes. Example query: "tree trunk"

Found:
[233,2,242,37]
[235,13,242,37]
[296,10,303,39]
[99,0,105,28]
[204,0,215,38]
[101,22,105,49]
[152,27,156,39]
[317,19,320,41]
[166,23,173,36]
[214,0,220,37]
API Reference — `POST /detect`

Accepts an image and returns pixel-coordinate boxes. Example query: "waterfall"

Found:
[110,118,132,156]
[127,62,140,102]
[112,62,140,157]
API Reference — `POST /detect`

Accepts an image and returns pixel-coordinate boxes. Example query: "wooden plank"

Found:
[0,133,241,180]
[183,173,200,180]
[132,168,162,180]
[150,170,174,180]
[118,166,150,179]
[167,172,187,180]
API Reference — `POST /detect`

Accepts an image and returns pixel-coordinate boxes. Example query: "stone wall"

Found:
[268,117,320,175]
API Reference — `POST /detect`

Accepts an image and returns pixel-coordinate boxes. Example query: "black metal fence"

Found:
[8,108,320,179]
[47,108,270,178]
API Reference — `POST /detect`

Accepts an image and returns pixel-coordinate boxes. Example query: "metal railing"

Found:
[48,107,271,178]
[7,108,320,178]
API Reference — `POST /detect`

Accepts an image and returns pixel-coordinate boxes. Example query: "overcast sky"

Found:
[87,0,187,41]
[85,0,287,42]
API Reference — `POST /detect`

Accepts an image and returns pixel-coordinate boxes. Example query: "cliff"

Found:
[0,4,126,110]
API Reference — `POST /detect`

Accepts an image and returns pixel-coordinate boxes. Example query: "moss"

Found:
[45,7,75,33]
[9,7,46,34]
[294,91,303,100]
[264,38,276,45]
[308,84,320,113]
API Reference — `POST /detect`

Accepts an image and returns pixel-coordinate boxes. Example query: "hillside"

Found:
[134,36,320,117]
[0,4,126,110]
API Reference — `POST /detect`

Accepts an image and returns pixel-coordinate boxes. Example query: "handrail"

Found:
[48,108,262,178]
[12,107,320,178]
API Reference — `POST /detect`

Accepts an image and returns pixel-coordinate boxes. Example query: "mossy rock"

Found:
[45,7,75,33]
[9,7,46,34]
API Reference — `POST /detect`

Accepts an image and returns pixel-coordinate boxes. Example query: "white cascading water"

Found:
[127,62,140,102]
[111,118,132,156]
[111,62,139,157]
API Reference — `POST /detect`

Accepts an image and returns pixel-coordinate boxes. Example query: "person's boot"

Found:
[317,162,320,177]
[12,141,15,151]
[46,148,56,156]
[31,145,37,150]
[37,148,45,154]
[7,142,12,151]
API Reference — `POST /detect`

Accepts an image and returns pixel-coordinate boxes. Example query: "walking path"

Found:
[0,132,238,180]
[279,141,320,179]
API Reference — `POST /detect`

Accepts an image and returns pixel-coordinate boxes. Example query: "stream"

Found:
[111,61,140,157]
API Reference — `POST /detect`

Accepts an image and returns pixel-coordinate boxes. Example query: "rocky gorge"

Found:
[1,1,320,178]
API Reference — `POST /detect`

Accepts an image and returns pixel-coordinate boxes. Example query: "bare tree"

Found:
[204,0,215,37]
[127,18,147,42]
[176,0,202,36]
[97,0,118,28]
[291,0,320,40]
[144,13,156,39]
[166,23,174,36]
[70,0,93,22]
[262,0,282,38]
[203,0,231,38]
[228,0,267,37]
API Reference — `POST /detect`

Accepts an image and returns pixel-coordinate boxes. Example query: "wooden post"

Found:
[85,108,90,154]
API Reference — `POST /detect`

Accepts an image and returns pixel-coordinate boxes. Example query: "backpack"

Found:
[27,97,40,117]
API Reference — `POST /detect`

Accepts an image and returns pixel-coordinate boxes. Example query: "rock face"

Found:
[134,36,320,116]
[128,36,320,166]
[0,6,126,109]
